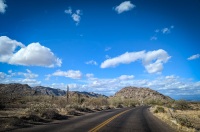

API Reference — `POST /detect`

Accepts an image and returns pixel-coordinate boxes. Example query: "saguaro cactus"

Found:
[67,85,69,103]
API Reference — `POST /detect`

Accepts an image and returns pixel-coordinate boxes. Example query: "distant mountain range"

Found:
[1,83,189,102]
[0,83,107,98]
[33,86,66,96]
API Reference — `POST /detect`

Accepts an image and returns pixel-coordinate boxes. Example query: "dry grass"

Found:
[150,104,200,132]
[0,95,111,131]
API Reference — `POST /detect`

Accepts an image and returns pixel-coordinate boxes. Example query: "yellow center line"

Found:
[88,109,131,132]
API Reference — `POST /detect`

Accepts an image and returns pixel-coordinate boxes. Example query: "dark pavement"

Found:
[13,106,175,132]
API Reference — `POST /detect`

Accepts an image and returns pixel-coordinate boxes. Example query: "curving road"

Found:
[13,106,175,132]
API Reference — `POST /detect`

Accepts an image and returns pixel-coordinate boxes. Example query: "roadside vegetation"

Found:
[0,93,111,131]
[150,100,200,132]
[0,92,168,131]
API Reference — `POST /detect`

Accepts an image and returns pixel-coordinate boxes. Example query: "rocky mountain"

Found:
[0,83,39,96]
[33,86,66,96]
[114,86,173,103]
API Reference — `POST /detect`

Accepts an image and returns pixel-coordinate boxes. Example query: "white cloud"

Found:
[72,13,81,24]
[0,72,6,79]
[65,7,82,25]
[52,70,82,79]
[187,54,200,60]
[115,1,135,14]
[151,25,174,40]
[0,36,62,67]
[162,28,170,34]
[86,73,94,78]
[0,36,25,62]
[101,51,145,68]
[101,49,171,74]
[64,7,72,14]
[66,75,200,96]
[85,60,98,65]
[22,78,41,86]
[0,0,7,14]
[50,83,80,91]
[9,43,62,67]
[26,69,31,73]
[18,70,38,79]
[8,70,12,74]
[0,70,40,86]
[118,75,134,80]
[142,49,171,74]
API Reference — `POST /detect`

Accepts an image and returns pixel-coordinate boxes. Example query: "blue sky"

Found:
[0,0,200,100]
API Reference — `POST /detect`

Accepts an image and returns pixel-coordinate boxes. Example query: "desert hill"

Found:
[114,86,173,103]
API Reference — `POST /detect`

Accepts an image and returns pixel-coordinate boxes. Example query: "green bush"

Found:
[154,106,165,113]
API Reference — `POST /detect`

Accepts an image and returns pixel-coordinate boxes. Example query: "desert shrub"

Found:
[41,109,62,120]
[85,98,109,108]
[174,100,190,110]
[154,106,165,113]
[176,116,194,128]
[123,99,137,107]
[116,104,123,108]
[27,102,52,115]
[108,97,123,108]
[52,96,68,108]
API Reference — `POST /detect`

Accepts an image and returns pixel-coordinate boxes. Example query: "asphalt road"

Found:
[13,106,175,132]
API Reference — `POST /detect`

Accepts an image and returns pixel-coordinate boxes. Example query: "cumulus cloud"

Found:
[0,0,7,14]
[0,72,6,79]
[65,7,82,25]
[0,70,40,86]
[54,74,200,97]
[187,54,200,60]
[142,49,171,73]
[0,36,25,62]
[21,78,41,86]
[85,60,98,65]
[17,69,38,79]
[0,36,62,67]
[9,43,62,67]
[52,70,82,79]
[114,1,135,14]
[101,49,171,74]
